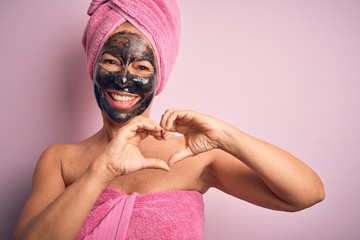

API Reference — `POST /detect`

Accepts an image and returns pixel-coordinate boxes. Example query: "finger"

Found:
[160,109,176,129]
[141,158,171,172]
[133,116,159,126]
[133,121,162,132]
[163,110,185,132]
[165,110,196,133]
[134,121,168,142]
[136,124,163,141]
[129,116,160,130]
[145,128,164,140]
[165,111,178,131]
[117,121,162,141]
[161,129,170,140]
[168,148,193,166]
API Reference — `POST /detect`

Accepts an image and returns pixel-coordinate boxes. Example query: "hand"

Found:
[95,117,170,181]
[160,109,225,165]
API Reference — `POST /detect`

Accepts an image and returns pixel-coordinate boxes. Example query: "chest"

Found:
[61,139,210,193]
[108,157,204,194]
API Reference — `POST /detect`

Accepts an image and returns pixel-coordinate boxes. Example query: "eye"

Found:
[138,65,149,71]
[100,53,122,71]
[103,59,119,66]
[130,60,154,77]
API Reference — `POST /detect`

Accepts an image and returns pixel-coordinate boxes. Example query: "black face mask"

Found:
[94,31,157,123]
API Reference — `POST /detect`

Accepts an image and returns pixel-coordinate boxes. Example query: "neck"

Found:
[99,108,151,142]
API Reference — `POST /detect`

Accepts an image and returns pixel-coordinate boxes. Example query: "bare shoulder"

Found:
[14,142,89,233]
[36,133,103,186]
[62,139,105,186]
[35,144,70,175]
[34,143,80,184]
[37,143,83,170]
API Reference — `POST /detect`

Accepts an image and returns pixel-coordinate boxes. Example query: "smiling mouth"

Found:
[107,91,139,108]
[111,93,135,103]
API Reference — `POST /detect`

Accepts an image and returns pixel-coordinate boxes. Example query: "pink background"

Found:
[1,1,359,239]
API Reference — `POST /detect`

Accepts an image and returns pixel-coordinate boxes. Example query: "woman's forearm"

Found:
[220,124,325,209]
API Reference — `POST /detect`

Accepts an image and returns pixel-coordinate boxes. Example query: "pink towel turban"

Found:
[82,0,181,95]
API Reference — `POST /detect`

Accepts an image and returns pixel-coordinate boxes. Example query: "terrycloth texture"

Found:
[76,189,138,240]
[83,0,181,95]
[77,187,205,240]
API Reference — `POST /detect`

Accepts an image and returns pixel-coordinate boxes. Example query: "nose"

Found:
[118,66,129,84]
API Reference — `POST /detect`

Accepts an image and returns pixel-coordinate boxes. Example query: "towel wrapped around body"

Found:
[76,187,204,240]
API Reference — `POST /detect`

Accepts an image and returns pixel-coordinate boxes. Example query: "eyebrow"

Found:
[135,55,154,62]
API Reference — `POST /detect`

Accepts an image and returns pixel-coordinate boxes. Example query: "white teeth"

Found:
[110,93,135,103]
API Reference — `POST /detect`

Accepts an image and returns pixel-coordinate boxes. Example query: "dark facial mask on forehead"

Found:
[103,31,156,68]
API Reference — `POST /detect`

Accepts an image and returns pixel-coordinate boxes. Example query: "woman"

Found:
[13,0,325,239]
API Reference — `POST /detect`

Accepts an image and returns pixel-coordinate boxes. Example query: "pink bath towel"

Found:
[83,0,181,95]
[76,187,204,240]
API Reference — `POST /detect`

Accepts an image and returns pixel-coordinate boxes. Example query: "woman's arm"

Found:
[160,109,325,212]
[13,118,169,240]
[13,145,109,240]
[209,128,325,211]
